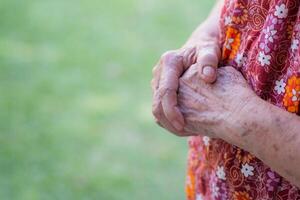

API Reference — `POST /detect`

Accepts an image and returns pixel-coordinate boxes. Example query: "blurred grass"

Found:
[0,0,213,199]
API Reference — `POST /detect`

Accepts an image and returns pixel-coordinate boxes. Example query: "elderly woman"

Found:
[151,0,300,199]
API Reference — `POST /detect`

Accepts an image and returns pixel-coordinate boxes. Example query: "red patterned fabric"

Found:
[186,0,300,199]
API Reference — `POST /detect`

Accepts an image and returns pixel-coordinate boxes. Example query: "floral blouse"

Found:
[186,0,300,199]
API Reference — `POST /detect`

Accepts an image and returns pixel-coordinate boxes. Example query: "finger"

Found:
[157,114,196,137]
[161,88,185,131]
[153,101,184,136]
[179,47,197,68]
[159,52,185,131]
[151,63,162,92]
[153,90,183,135]
[152,85,179,133]
[196,44,221,83]
[157,109,197,137]
[152,57,183,135]
[178,81,208,111]
[151,63,162,125]
[152,83,163,125]
[180,63,208,92]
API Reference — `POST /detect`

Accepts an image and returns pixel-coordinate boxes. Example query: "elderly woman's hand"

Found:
[178,65,256,138]
[151,36,221,136]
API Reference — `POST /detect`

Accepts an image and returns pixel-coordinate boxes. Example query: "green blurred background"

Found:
[1,0,213,199]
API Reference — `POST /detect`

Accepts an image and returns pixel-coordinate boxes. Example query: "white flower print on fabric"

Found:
[235,53,247,67]
[225,38,234,50]
[291,39,299,52]
[216,166,226,180]
[269,15,279,25]
[274,4,288,19]
[203,136,210,146]
[292,89,300,102]
[295,24,300,32]
[264,25,277,43]
[241,163,254,177]
[225,16,232,26]
[211,182,220,198]
[258,51,271,66]
[196,193,204,200]
[274,79,286,95]
[259,42,271,53]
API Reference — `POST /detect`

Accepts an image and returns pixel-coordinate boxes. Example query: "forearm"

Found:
[183,0,224,48]
[228,96,300,187]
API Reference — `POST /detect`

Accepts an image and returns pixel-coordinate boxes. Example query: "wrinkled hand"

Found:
[178,66,255,138]
[151,38,221,136]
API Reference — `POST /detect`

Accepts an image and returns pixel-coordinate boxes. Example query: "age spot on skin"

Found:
[241,128,252,137]
[240,120,262,137]
[287,151,295,161]
[275,117,281,123]
[285,132,297,143]
[272,144,279,152]
[251,122,258,130]
[284,169,293,177]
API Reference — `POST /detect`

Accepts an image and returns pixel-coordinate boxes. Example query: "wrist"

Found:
[220,94,264,149]
[182,25,220,49]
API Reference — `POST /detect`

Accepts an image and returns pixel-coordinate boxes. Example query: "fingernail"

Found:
[202,66,215,77]
[173,120,183,131]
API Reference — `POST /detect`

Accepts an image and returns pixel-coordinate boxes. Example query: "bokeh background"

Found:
[1,0,214,199]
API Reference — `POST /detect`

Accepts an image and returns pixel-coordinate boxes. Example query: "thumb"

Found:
[196,45,220,83]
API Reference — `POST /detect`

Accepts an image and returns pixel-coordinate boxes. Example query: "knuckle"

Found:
[156,88,165,100]
[197,45,219,61]
[182,47,197,67]
[202,51,218,61]
[158,85,167,93]
[198,43,209,50]
[150,79,156,88]
[161,50,175,59]
[161,50,182,65]
[152,66,158,75]
[198,55,218,67]
[161,87,176,98]
[165,87,175,94]
[197,38,219,48]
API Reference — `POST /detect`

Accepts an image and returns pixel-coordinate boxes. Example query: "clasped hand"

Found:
[151,46,256,138]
